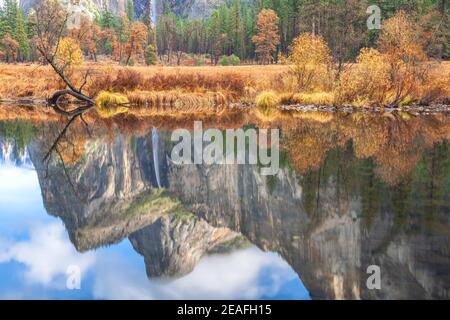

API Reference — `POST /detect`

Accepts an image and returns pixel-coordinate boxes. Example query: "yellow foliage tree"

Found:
[55,37,83,68]
[336,11,444,107]
[336,48,391,106]
[378,11,428,106]
[288,33,333,91]
[378,11,426,63]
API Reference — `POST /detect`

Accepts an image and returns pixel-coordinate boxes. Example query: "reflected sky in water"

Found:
[0,165,309,300]
[1,113,450,300]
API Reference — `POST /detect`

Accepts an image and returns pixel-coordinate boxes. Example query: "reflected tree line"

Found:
[1,112,450,226]
[2,112,450,299]
[278,113,450,233]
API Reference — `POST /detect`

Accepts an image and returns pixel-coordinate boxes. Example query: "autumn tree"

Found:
[69,16,101,61]
[378,11,428,106]
[1,33,19,62]
[336,48,391,106]
[288,32,332,91]
[252,9,280,64]
[124,21,148,65]
[55,37,83,68]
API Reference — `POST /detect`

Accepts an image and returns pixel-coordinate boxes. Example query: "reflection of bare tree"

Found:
[41,115,89,200]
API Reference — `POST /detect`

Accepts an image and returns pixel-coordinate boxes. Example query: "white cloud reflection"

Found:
[0,165,41,209]
[92,247,298,300]
[0,222,95,287]
[0,220,303,299]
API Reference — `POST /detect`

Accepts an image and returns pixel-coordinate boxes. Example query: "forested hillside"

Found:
[0,0,448,65]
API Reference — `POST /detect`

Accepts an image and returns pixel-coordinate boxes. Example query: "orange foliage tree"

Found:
[336,11,446,107]
[124,21,148,65]
[1,34,19,63]
[378,11,428,106]
[69,16,101,61]
[252,9,280,64]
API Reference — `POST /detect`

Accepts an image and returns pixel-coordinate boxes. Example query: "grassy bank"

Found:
[0,62,449,115]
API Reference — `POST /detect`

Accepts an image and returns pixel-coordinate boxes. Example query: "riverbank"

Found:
[1,62,449,114]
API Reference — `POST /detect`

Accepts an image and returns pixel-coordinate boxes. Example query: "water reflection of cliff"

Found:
[15,112,450,299]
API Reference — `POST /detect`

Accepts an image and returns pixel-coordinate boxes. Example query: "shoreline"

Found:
[2,99,449,116]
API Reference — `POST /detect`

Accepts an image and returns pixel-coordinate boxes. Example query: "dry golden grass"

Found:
[0,61,448,113]
[0,63,287,99]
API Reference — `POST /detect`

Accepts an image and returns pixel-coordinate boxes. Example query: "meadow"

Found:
[0,61,449,118]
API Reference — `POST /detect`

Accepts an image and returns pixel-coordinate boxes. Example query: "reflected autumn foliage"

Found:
[280,112,450,186]
[7,106,449,189]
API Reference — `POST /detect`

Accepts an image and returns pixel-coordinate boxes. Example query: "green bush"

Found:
[219,54,241,66]
[144,45,158,65]
[228,54,240,66]
[219,55,229,66]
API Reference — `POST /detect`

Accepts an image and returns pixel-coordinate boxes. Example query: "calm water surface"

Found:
[0,112,449,299]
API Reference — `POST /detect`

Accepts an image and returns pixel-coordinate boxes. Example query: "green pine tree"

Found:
[127,0,134,22]
[15,9,30,61]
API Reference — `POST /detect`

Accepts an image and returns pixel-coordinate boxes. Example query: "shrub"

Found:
[95,91,129,118]
[219,56,229,66]
[194,56,204,66]
[112,69,143,91]
[335,48,390,106]
[219,55,241,66]
[416,72,450,105]
[228,54,240,66]
[256,91,279,110]
[143,72,248,96]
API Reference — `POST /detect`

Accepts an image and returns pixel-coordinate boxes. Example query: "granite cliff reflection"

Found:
[5,112,450,299]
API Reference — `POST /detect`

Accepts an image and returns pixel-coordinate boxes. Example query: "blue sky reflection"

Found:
[0,164,310,300]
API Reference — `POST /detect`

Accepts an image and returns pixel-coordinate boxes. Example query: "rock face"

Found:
[20,0,223,22]
[152,0,223,18]
[28,134,162,251]
[29,127,450,299]
[130,215,243,278]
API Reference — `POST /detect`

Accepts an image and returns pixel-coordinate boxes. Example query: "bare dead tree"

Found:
[30,0,95,164]
[32,1,125,165]
[32,0,94,109]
